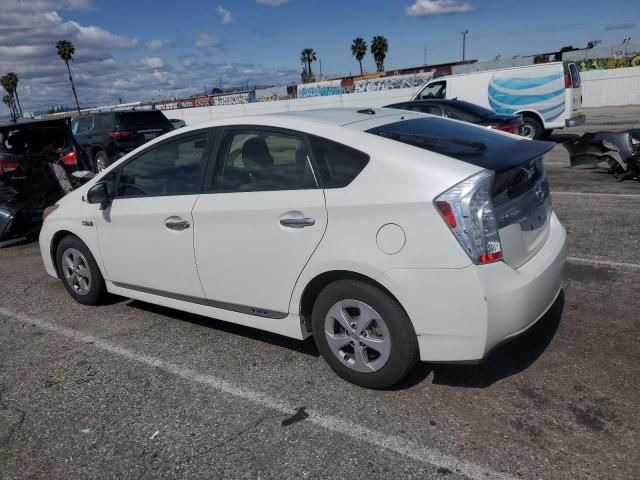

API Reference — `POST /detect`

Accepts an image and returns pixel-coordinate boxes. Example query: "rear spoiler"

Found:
[479,139,555,172]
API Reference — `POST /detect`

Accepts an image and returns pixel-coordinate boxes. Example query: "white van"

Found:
[412,61,585,139]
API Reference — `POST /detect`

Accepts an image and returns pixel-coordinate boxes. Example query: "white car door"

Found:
[192,128,327,318]
[94,130,212,300]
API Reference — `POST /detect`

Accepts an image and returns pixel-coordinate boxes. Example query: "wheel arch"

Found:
[298,270,409,333]
[516,109,545,126]
[50,230,105,280]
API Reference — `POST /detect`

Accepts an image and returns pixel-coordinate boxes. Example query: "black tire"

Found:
[522,116,543,140]
[55,235,106,305]
[541,129,554,139]
[312,280,418,389]
[93,150,109,172]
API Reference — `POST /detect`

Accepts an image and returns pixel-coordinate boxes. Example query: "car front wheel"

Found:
[312,280,418,389]
[56,235,106,305]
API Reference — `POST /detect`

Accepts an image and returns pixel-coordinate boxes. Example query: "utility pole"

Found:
[423,45,427,66]
[319,58,322,79]
[461,30,469,61]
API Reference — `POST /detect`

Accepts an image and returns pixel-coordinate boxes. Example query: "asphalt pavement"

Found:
[1,105,638,480]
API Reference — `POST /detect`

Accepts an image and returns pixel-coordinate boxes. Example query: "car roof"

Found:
[270,107,424,130]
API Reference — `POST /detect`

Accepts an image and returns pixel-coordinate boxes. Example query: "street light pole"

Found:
[461,30,469,61]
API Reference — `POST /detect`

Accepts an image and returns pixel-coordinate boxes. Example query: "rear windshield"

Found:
[366,116,551,172]
[367,117,515,161]
[448,100,495,118]
[116,111,171,128]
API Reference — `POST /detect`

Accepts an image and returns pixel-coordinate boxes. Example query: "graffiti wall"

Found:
[578,53,640,71]
[255,86,290,102]
[297,80,342,98]
[353,73,433,93]
[562,42,640,72]
[153,91,255,110]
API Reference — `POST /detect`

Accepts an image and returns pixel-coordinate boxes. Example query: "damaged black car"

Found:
[564,129,640,182]
[0,118,91,245]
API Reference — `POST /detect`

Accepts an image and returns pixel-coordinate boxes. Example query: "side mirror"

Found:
[87,182,111,210]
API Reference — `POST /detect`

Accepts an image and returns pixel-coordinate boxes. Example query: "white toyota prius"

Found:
[39,108,566,388]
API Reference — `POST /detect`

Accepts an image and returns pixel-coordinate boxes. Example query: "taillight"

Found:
[564,73,572,88]
[59,148,78,165]
[42,204,59,221]
[109,130,132,139]
[435,170,503,265]
[494,121,519,134]
[0,156,18,175]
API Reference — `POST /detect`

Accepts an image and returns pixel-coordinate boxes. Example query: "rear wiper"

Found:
[377,131,487,153]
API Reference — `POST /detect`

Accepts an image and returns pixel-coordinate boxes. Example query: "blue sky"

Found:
[1,0,638,111]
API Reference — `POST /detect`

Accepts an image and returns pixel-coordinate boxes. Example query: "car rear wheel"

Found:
[312,280,418,389]
[56,235,106,305]
[94,150,108,172]
[521,116,543,140]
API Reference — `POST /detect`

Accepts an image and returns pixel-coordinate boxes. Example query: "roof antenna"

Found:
[357,108,376,115]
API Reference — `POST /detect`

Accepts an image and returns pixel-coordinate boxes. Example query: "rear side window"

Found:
[309,136,369,188]
[116,111,171,129]
[75,116,94,134]
[212,130,317,192]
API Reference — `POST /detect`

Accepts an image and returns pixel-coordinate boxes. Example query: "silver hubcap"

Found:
[96,155,106,172]
[61,248,92,296]
[324,299,391,373]
[522,123,535,139]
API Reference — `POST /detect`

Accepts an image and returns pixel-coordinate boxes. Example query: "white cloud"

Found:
[194,32,222,48]
[406,0,474,17]
[217,5,233,24]
[256,0,289,6]
[140,57,164,69]
[145,39,168,50]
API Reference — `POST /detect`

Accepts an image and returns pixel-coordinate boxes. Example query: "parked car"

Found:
[39,108,566,388]
[72,110,173,172]
[1,118,88,243]
[170,118,186,129]
[412,61,584,139]
[386,99,524,135]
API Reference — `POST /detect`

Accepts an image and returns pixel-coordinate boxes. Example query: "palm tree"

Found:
[4,72,22,118]
[2,94,16,122]
[300,48,317,83]
[0,75,18,120]
[56,40,81,115]
[371,36,389,73]
[351,38,367,75]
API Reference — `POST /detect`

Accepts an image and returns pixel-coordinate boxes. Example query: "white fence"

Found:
[580,68,640,108]
[165,68,640,126]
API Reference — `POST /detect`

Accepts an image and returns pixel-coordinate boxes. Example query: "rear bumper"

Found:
[380,213,566,362]
[565,114,586,128]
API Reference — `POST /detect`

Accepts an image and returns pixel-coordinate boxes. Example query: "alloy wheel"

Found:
[323,299,391,373]
[61,247,92,296]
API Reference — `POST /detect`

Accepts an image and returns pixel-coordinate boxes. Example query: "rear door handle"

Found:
[280,217,315,228]
[165,216,190,231]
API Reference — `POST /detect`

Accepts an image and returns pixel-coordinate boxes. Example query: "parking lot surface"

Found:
[1,106,639,480]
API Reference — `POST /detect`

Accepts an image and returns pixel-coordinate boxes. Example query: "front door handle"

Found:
[165,216,190,231]
[280,217,315,228]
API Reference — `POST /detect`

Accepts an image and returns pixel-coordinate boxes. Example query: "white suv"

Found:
[39,108,566,388]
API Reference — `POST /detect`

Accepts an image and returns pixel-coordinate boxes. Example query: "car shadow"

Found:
[427,290,565,389]
[547,133,581,144]
[125,290,563,388]
[126,300,320,358]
